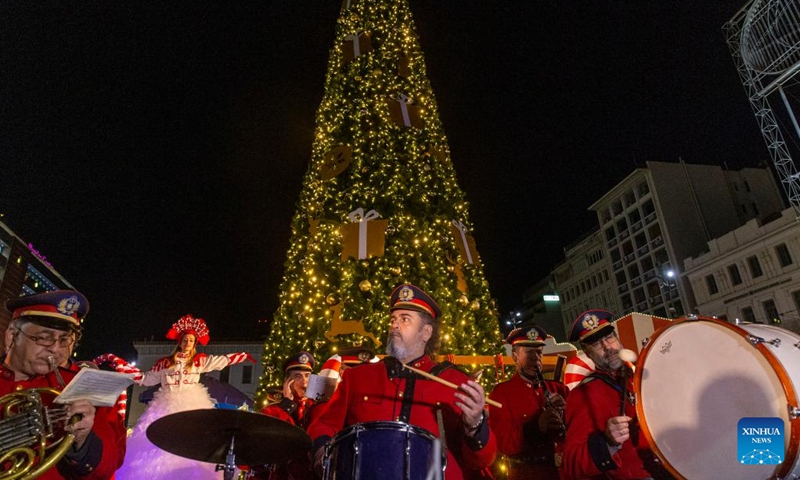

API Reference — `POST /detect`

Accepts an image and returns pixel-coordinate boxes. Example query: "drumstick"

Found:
[402,363,503,409]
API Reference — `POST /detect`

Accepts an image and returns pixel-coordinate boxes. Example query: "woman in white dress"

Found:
[116,315,254,479]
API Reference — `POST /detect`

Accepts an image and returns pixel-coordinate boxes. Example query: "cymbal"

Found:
[147,408,311,465]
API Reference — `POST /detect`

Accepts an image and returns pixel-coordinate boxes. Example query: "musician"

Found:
[261,351,316,428]
[307,283,497,480]
[488,325,567,479]
[2,290,126,479]
[117,314,255,479]
[560,310,669,480]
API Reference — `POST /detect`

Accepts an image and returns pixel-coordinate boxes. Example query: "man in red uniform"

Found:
[307,283,496,480]
[258,352,316,480]
[261,351,316,427]
[1,290,126,479]
[560,310,669,480]
[489,325,567,479]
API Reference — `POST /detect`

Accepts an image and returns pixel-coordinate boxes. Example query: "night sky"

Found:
[1,1,769,361]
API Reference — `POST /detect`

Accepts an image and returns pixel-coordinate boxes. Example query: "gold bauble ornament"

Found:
[447,265,455,273]
[354,75,362,82]
[390,266,402,275]
[326,294,340,305]
[359,280,372,292]
[372,68,382,76]
[458,295,469,306]
[471,300,481,310]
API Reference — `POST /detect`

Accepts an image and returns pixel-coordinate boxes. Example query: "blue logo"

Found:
[738,417,784,465]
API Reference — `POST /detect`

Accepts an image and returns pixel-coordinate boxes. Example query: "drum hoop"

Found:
[634,317,800,480]
[328,420,438,444]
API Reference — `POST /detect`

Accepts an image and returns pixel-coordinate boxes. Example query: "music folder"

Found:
[54,369,136,407]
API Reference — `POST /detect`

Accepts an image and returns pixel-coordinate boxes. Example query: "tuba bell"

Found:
[0,388,75,480]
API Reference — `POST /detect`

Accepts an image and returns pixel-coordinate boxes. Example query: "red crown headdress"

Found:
[166,314,210,345]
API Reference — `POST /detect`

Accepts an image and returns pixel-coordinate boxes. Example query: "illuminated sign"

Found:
[543,295,560,302]
[27,243,52,268]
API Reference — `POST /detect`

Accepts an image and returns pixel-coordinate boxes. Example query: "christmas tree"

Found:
[256,0,501,404]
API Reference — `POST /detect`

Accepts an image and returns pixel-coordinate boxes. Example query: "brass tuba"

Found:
[0,388,75,480]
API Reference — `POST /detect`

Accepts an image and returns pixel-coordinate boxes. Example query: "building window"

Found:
[220,367,230,383]
[638,181,650,197]
[792,291,800,313]
[763,299,780,325]
[624,190,636,207]
[775,243,793,267]
[751,202,759,216]
[728,264,742,285]
[747,256,763,278]
[605,227,616,242]
[705,275,718,295]
[613,200,623,216]
[242,365,253,384]
[741,306,756,323]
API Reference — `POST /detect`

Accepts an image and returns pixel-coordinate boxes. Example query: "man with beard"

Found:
[306,283,496,480]
[560,310,669,480]
[489,325,567,479]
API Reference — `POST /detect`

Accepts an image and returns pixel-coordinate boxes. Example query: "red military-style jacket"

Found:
[561,370,665,480]
[306,356,497,480]
[489,372,568,480]
[0,362,126,480]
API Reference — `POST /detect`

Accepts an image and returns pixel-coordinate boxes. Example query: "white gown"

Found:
[116,352,251,479]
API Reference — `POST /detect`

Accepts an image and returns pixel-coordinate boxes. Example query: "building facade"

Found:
[552,228,620,337]
[0,220,75,334]
[588,161,783,320]
[519,277,566,341]
[684,207,800,333]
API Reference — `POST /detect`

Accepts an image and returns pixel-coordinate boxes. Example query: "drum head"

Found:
[636,318,799,480]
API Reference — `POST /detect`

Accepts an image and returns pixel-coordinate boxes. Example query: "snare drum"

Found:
[635,317,800,479]
[322,421,446,480]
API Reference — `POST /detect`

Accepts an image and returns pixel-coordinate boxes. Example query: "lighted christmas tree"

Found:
[256,0,501,404]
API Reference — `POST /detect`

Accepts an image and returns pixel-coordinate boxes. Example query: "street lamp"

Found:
[504,311,522,329]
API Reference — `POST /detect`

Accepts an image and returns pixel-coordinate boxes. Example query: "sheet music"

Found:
[54,368,135,407]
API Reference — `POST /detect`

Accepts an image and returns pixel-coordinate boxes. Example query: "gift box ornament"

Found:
[320,145,353,179]
[341,208,389,260]
[388,94,423,129]
[343,32,372,63]
[450,219,479,265]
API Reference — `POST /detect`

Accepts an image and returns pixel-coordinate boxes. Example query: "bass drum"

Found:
[635,317,800,479]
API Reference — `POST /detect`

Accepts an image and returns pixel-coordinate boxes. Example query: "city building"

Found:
[588,160,783,322]
[0,219,75,334]
[552,228,620,336]
[128,339,264,427]
[684,207,800,333]
[519,276,566,341]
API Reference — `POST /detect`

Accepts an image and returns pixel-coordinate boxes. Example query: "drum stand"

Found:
[215,435,237,480]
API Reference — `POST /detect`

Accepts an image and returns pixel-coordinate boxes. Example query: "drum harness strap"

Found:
[581,372,639,448]
[386,358,455,461]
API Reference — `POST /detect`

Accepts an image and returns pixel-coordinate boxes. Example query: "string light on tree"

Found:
[255,0,502,402]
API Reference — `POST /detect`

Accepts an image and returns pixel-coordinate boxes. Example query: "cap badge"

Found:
[581,314,599,331]
[299,354,310,365]
[358,351,370,362]
[57,296,81,317]
[526,329,538,340]
[398,286,414,302]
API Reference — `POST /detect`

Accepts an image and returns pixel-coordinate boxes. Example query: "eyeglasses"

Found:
[17,330,75,348]
[584,333,619,353]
